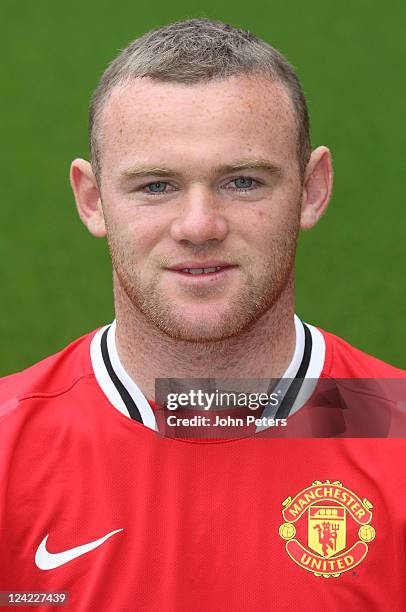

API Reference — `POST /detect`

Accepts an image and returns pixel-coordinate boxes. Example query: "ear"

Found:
[300,146,333,230]
[70,159,106,237]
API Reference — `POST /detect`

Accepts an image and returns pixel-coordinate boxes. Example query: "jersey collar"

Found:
[90,316,325,432]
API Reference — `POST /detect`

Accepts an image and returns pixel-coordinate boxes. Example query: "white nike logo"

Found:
[35,529,123,570]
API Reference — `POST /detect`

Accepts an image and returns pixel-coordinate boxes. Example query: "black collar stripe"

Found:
[100,326,143,423]
[273,322,313,419]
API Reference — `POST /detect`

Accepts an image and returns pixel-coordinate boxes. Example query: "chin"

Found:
[147,307,263,343]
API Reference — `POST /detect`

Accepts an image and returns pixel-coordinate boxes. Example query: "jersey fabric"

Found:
[0,319,405,611]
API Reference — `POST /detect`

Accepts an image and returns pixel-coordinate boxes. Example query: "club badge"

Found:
[279,480,375,577]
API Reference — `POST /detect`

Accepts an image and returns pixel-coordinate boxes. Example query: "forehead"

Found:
[98,74,298,174]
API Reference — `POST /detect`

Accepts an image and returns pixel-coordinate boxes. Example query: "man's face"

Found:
[97,75,303,341]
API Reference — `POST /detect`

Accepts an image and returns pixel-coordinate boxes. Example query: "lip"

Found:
[166,261,235,271]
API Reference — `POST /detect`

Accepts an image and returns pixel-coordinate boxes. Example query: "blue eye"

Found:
[233,177,254,189]
[146,182,168,193]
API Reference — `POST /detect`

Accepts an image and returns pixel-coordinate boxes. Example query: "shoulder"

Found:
[318,326,406,378]
[0,329,100,411]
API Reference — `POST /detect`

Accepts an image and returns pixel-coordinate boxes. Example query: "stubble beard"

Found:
[107,226,299,344]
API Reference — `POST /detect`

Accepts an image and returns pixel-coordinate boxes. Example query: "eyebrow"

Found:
[219,160,282,175]
[120,159,282,180]
[121,167,175,179]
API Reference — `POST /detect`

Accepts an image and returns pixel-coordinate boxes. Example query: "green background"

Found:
[1,0,405,375]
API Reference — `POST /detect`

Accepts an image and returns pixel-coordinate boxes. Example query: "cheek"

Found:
[248,210,270,240]
[105,205,164,257]
[238,205,300,258]
[249,194,301,232]
[238,208,277,236]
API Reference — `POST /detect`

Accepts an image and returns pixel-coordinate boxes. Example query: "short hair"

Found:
[89,18,311,181]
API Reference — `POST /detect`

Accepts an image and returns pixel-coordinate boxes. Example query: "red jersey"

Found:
[0,318,405,611]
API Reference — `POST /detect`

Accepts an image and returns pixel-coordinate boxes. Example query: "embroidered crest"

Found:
[279,480,375,577]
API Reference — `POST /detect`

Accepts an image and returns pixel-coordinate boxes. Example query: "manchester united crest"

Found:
[279,480,375,577]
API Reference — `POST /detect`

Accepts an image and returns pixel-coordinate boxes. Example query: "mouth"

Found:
[178,266,225,275]
[165,263,237,281]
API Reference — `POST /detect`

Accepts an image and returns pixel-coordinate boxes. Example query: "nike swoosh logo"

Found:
[35,529,123,570]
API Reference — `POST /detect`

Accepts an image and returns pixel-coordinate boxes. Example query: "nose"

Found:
[170,186,229,245]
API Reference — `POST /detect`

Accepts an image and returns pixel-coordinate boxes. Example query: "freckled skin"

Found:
[96,75,303,342]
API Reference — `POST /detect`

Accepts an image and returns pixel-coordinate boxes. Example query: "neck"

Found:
[113,275,296,399]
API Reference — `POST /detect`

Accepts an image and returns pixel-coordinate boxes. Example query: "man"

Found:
[1,18,405,611]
